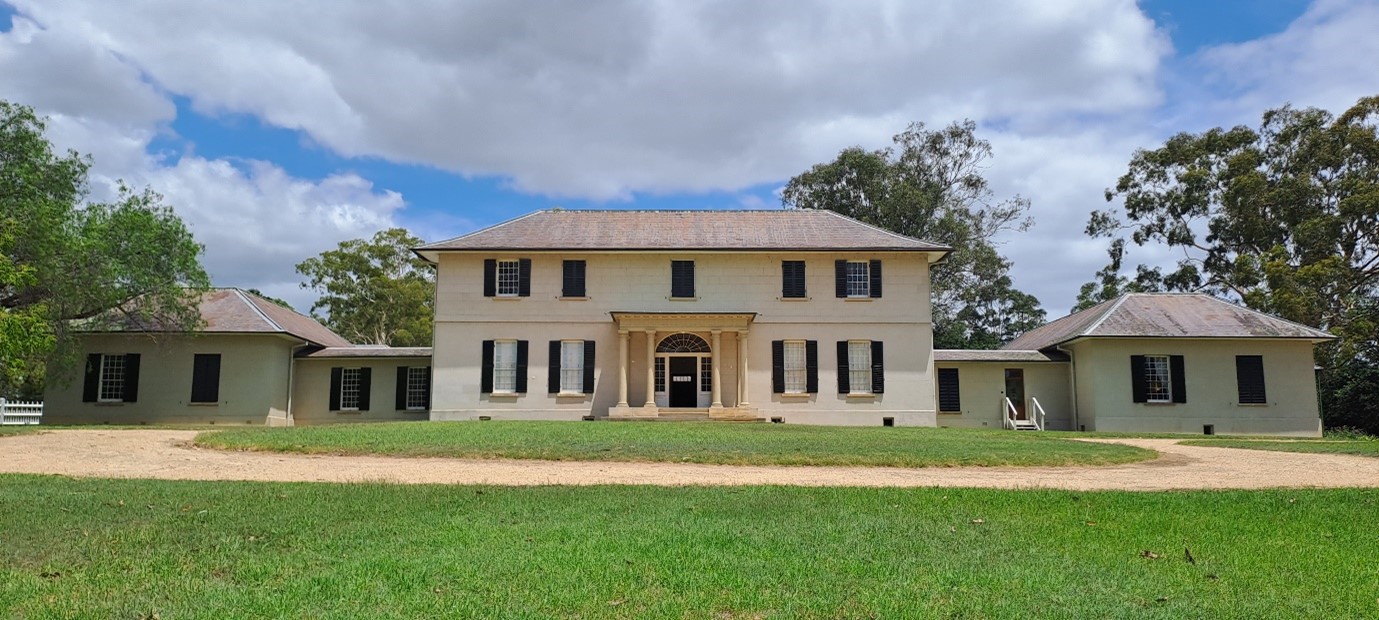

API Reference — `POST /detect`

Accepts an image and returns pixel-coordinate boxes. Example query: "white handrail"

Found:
[1003,397,1019,430]
[1029,397,1047,431]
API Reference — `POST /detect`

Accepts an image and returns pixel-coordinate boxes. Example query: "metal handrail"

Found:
[1029,397,1047,431]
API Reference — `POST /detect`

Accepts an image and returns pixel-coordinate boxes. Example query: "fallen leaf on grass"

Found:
[1084,521,1097,526]
[1139,550,1160,559]
[970,519,985,524]
[609,599,625,606]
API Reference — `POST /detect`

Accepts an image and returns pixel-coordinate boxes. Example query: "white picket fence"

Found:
[0,398,43,425]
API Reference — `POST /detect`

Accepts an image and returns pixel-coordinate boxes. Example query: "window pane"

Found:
[846,261,869,297]
[99,354,125,402]
[497,260,521,296]
[340,368,361,409]
[654,357,665,392]
[783,341,806,393]
[493,341,517,392]
[1144,355,1171,402]
[848,341,872,394]
[560,341,584,392]
[406,367,429,409]
[700,356,712,392]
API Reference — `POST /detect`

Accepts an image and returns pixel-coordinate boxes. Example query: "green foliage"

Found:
[296,227,434,346]
[196,421,1153,467]
[245,288,294,311]
[2,476,1376,618]
[1086,95,1379,432]
[782,121,1045,348]
[0,100,208,397]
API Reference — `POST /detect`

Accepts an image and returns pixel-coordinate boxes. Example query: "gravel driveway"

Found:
[2,429,1376,490]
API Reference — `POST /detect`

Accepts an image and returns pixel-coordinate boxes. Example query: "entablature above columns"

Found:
[610,311,757,332]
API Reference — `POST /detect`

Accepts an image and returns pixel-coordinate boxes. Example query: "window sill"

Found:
[938,411,962,415]
[845,392,877,400]
[555,392,590,400]
[335,411,361,415]
[778,296,810,302]
[1236,402,1270,407]
[491,296,523,301]
[668,296,699,302]
[844,297,874,302]
[95,402,125,407]
[559,296,589,301]
[778,393,812,401]
[1142,401,1176,406]
[188,402,220,407]
[486,393,520,401]
[403,408,428,413]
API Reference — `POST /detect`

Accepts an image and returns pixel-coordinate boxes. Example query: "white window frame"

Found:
[845,261,870,298]
[492,340,518,394]
[339,367,362,410]
[848,340,872,395]
[98,354,126,403]
[783,340,807,394]
[559,340,585,393]
[1144,354,1171,403]
[700,356,713,393]
[496,259,521,297]
[405,366,429,410]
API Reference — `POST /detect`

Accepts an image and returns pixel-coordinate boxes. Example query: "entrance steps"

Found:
[605,408,764,423]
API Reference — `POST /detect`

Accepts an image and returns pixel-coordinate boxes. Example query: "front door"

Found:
[669,357,698,408]
[1004,369,1026,419]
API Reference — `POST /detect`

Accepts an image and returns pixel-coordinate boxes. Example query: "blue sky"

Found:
[2,0,1374,315]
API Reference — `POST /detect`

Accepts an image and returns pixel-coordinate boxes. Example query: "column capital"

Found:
[618,329,629,336]
[710,328,722,335]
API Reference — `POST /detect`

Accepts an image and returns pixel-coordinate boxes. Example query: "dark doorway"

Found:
[669,357,698,408]
[1004,369,1026,419]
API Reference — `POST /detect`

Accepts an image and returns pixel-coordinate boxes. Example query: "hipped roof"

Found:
[85,288,352,348]
[1004,293,1334,351]
[415,209,950,259]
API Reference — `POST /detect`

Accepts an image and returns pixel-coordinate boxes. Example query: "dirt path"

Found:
[1,429,1376,490]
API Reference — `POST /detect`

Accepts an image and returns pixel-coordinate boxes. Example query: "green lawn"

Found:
[194,421,1155,467]
[1,475,1374,619]
[1181,438,1379,458]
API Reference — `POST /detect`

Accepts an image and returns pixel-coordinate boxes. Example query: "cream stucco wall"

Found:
[291,357,434,425]
[934,362,1072,430]
[1065,338,1323,436]
[43,333,296,425]
[430,251,939,425]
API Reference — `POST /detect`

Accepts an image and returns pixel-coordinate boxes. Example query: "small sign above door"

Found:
[672,376,693,382]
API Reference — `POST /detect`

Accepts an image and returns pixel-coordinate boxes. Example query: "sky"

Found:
[2,0,1376,316]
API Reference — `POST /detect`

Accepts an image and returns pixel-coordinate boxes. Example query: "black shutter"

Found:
[82,354,101,402]
[396,366,409,410]
[190,354,221,403]
[357,368,372,411]
[805,340,819,393]
[1130,355,1147,403]
[548,340,561,394]
[782,261,806,298]
[836,341,850,394]
[870,341,884,394]
[671,261,695,298]
[515,340,528,393]
[1236,355,1266,404]
[835,260,847,297]
[423,367,432,409]
[771,340,785,393]
[937,368,961,412]
[329,367,343,410]
[123,354,140,403]
[518,258,532,297]
[480,341,494,394]
[583,340,596,394]
[1170,355,1186,403]
[869,260,883,298]
[563,260,586,297]
[483,259,497,297]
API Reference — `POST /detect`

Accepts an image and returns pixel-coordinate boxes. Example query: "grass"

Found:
[0,475,1375,619]
[1180,438,1379,458]
[194,421,1155,467]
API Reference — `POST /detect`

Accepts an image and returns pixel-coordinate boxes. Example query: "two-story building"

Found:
[413,209,951,425]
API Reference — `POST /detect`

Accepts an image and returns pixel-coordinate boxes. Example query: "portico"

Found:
[607,311,758,420]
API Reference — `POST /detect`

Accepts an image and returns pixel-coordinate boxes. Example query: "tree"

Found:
[1086,95,1379,432]
[296,228,434,347]
[0,101,209,396]
[782,120,1045,348]
[246,288,295,311]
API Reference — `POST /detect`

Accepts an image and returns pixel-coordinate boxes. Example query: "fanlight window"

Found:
[657,333,710,353]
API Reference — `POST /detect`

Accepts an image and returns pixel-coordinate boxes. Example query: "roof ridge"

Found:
[417,209,547,249]
[815,209,947,248]
[1082,293,1132,335]
[234,288,285,332]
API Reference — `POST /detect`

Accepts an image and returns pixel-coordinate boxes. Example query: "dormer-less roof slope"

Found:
[87,288,353,348]
[1004,293,1334,351]
[414,209,951,258]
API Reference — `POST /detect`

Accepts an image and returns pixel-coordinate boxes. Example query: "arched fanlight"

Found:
[656,333,710,353]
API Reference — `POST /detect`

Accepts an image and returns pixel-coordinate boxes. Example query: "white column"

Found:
[643,329,657,407]
[710,330,723,408]
[738,330,750,406]
[617,330,629,407]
